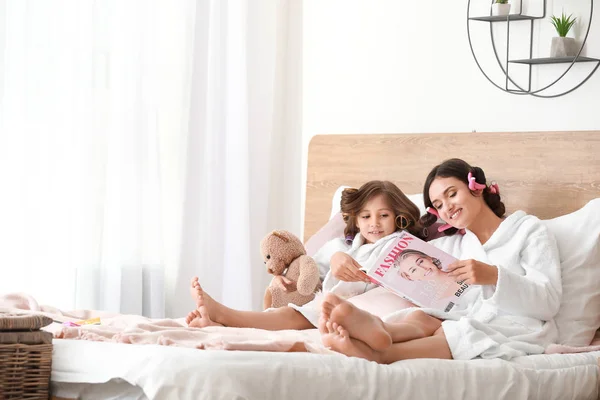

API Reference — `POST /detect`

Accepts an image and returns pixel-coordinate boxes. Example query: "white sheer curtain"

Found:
[0,0,301,318]
[171,0,302,316]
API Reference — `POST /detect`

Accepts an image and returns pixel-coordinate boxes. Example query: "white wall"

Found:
[0,0,5,107]
[301,0,600,229]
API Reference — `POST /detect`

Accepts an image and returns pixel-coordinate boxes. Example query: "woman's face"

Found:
[397,253,439,281]
[356,194,397,244]
[428,176,484,230]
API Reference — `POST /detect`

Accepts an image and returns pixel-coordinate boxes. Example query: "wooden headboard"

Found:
[304,131,600,241]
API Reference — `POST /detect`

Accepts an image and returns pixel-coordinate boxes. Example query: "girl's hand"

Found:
[446,259,498,285]
[330,252,371,283]
[272,275,297,292]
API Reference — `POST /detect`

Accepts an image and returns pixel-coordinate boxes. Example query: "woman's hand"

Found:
[330,252,371,283]
[272,275,297,292]
[446,259,498,285]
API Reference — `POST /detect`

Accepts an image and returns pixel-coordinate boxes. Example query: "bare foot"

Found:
[323,293,392,351]
[321,321,381,362]
[318,312,330,336]
[187,277,224,326]
[185,309,222,328]
[321,295,335,322]
[189,276,204,305]
[319,295,340,335]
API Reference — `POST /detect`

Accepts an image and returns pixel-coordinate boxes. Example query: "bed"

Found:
[47,130,600,400]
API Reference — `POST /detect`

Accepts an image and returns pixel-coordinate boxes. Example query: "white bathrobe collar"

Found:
[349,230,402,252]
[464,210,527,250]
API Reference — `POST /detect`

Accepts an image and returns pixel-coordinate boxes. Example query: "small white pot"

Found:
[491,3,511,16]
[550,37,578,58]
[509,0,521,14]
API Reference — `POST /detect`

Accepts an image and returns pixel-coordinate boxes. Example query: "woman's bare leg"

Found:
[378,328,452,363]
[324,326,452,364]
[321,294,442,350]
[321,321,382,362]
[385,310,443,342]
[188,277,313,330]
[186,309,222,327]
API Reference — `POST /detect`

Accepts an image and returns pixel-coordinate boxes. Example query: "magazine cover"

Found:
[361,231,472,312]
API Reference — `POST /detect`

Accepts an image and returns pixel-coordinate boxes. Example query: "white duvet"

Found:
[52,338,599,400]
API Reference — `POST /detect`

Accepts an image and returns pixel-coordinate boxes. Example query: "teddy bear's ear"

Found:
[271,231,290,243]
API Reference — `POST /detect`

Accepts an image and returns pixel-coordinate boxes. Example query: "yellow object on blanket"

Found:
[76,317,101,325]
[63,317,101,327]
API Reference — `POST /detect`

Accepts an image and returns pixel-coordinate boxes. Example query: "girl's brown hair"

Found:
[340,180,427,241]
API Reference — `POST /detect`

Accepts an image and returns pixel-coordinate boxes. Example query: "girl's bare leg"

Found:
[187,277,313,330]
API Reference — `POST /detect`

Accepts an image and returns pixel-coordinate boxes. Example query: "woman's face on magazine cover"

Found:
[396,254,439,281]
[356,194,396,244]
[428,176,483,230]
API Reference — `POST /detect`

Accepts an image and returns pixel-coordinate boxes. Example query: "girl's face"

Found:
[428,176,483,230]
[356,194,396,244]
[397,254,439,281]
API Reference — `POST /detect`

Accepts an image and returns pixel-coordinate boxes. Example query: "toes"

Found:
[318,316,329,334]
[326,320,335,334]
[185,310,200,323]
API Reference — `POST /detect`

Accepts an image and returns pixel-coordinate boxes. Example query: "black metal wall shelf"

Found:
[469,14,540,22]
[467,0,599,98]
[510,56,600,65]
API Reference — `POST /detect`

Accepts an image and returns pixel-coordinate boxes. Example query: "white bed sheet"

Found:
[52,380,148,400]
[51,339,600,400]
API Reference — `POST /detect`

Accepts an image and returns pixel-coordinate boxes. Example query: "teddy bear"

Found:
[261,230,321,309]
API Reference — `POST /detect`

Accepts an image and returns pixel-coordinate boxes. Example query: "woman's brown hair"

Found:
[340,180,427,241]
[421,158,505,235]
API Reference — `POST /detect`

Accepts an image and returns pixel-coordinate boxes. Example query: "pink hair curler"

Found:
[489,182,500,194]
[468,172,486,191]
[427,207,466,235]
[426,207,440,218]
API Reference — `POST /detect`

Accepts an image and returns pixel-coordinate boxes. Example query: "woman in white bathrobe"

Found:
[319,158,562,362]
[185,180,429,331]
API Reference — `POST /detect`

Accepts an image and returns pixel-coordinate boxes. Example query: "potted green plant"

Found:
[550,12,577,58]
[491,0,511,17]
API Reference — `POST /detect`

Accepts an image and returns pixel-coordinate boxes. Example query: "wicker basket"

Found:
[0,314,53,400]
[0,343,52,400]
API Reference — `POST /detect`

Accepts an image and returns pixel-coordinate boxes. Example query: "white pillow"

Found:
[543,198,600,346]
[329,186,426,219]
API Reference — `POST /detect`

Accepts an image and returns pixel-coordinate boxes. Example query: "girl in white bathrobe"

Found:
[319,158,562,362]
[185,180,429,331]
